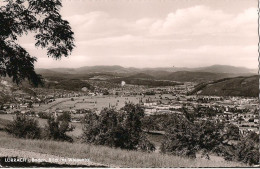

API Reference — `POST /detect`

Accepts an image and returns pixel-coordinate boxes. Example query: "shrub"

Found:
[57,111,71,122]
[160,117,227,159]
[160,115,197,158]
[196,120,224,151]
[43,115,74,142]
[234,132,260,165]
[38,112,51,119]
[6,114,41,139]
[223,123,240,141]
[82,103,155,152]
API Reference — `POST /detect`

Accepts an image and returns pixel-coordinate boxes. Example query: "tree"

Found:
[234,132,260,165]
[160,114,198,158]
[82,103,155,152]
[0,0,75,86]
[82,108,119,147]
[57,111,71,122]
[160,117,226,159]
[196,120,225,152]
[6,114,41,139]
[43,115,74,142]
[223,123,240,141]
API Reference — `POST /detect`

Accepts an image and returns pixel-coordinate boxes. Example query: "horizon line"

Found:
[35,64,258,70]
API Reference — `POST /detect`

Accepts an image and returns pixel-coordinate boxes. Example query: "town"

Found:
[0,79,258,136]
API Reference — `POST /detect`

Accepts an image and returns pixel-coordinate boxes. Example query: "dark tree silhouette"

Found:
[43,115,74,142]
[0,0,75,86]
[82,103,155,152]
[6,114,41,139]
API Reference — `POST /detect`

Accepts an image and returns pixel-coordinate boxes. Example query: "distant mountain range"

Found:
[36,65,257,75]
[0,65,258,100]
[36,65,257,83]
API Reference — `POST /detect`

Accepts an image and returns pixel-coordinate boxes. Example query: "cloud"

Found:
[23,5,258,69]
[65,11,133,40]
[65,5,257,40]
[149,6,257,37]
[149,6,231,35]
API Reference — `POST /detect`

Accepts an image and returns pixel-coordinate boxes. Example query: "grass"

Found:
[32,96,141,112]
[32,94,175,113]
[0,131,246,168]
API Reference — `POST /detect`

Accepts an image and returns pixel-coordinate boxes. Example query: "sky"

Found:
[18,0,258,69]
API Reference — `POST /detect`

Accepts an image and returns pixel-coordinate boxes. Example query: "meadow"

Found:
[0,131,246,168]
[33,96,141,112]
[32,94,175,113]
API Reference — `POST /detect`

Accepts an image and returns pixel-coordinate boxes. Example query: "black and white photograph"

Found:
[0,0,259,168]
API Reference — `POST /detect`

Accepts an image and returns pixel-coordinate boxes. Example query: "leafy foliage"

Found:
[223,123,240,141]
[160,114,197,158]
[0,0,75,86]
[160,113,259,165]
[43,114,74,142]
[57,111,71,122]
[38,111,51,119]
[234,132,259,165]
[82,103,155,152]
[6,114,41,139]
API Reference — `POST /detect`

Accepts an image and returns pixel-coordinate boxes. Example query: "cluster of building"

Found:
[142,94,259,135]
[0,79,258,136]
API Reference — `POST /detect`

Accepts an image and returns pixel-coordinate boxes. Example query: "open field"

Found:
[33,96,141,112]
[0,131,246,168]
[31,94,176,113]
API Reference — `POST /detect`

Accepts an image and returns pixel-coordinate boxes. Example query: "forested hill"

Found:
[189,75,259,97]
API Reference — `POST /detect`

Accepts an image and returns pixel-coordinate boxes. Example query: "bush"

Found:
[160,117,226,159]
[82,103,155,152]
[234,132,259,165]
[196,120,224,151]
[38,112,51,119]
[43,115,74,142]
[160,114,260,166]
[6,114,41,139]
[57,111,71,122]
[160,114,197,158]
[223,123,240,141]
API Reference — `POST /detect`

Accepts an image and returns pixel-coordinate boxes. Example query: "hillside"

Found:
[193,65,257,74]
[35,65,256,84]
[190,75,259,97]
[46,65,138,74]
[159,71,234,83]
[36,65,257,76]
[127,73,155,79]
[110,74,182,87]
[0,131,245,167]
